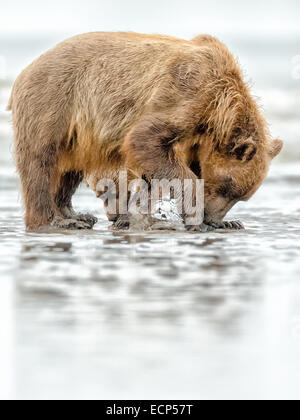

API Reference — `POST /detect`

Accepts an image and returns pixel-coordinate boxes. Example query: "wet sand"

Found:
[1,120,300,399]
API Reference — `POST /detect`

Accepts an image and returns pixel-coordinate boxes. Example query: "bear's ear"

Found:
[269,138,283,159]
[226,138,257,162]
[191,34,217,46]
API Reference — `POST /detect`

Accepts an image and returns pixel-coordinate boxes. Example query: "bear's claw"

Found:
[51,216,93,230]
[207,220,244,230]
[76,213,98,228]
[113,215,130,230]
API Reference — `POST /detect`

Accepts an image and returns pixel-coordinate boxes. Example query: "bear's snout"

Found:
[204,196,236,224]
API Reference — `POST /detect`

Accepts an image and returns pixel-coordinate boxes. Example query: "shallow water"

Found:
[1,38,300,399]
[1,122,300,400]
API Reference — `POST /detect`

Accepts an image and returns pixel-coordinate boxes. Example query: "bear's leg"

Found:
[124,115,202,230]
[19,157,63,230]
[20,161,90,231]
[97,175,131,230]
[53,171,98,230]
[92,169,143,230]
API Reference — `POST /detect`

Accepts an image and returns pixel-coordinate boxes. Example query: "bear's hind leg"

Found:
[54,171,98,229]
[19,156,63,231]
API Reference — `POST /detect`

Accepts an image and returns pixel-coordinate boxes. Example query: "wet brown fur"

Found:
[8,32,282,229]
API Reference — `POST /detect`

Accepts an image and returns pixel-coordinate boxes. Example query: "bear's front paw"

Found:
[186,225,201,232]
[186,224,215,232]
[51,216,93,230]
[112,215,130,230]
[76,213,98,228]
[208,220,245,230]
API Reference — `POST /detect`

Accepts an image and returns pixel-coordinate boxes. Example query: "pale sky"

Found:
[0,0,299,38]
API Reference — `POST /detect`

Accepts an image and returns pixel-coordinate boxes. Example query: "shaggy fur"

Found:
[8,32,283,230]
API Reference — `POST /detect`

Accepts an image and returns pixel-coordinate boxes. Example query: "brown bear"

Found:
[7,32,283,231]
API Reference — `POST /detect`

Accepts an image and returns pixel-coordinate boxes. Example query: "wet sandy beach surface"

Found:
[1,121,300,400]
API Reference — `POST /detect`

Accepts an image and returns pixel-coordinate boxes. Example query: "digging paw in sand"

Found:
[186,224,215,232]
[51,216,93,230]
[207,221,245,230]
[112,215,130,230]
[76,214,98,228]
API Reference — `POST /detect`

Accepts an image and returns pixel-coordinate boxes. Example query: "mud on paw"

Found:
[112,215,130,230]
[207,221,245,230]
[76,214,98,228]
[51,216,94,230]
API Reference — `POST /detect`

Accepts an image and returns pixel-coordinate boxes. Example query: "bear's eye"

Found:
[231,127,243,138]
[195,124,208,136]
[190,160,202,178]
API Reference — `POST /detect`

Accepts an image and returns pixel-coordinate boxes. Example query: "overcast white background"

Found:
[0,0,299,38]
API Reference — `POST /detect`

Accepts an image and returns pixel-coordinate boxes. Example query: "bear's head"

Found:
[194,112,283,224]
